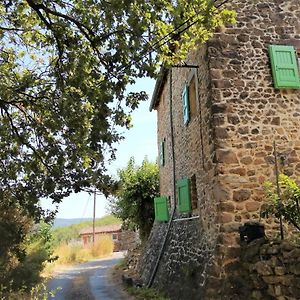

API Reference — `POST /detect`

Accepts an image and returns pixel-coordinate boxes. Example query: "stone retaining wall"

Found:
[241,239,300,300]
[139,219,215,300]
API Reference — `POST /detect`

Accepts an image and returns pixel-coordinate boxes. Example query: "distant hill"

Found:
[53,218,93,228]
[51,215,122,245]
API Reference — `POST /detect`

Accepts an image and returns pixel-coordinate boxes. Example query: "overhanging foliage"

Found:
[0,0,235,221]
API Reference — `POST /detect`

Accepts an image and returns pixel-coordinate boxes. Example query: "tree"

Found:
[0,0,235,222]
[110,158,159,241]
[262,174,300,233]
[0,201,54,292]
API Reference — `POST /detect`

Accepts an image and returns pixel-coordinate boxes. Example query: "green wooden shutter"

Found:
[182,84,190,125]
[159,141,165,167]
[177,178,191,213]
[269,45,300,89]
[154,196,169,221]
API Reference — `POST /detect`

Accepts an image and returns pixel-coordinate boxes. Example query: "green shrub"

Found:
[8,223,55,291]
[127,287,169,300]
[109,158,159,242]
[0,282,60,300]
[262,174,300,232]
[0,201,55,293]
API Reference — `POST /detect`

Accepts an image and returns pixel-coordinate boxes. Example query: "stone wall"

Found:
[139,219,217,300]
[139,0,300,299]
[240,239,300,300]
[208,0,300,294]
[115,231,139,252]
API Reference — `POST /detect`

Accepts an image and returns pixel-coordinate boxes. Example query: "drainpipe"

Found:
[169,68,177,211]
[147,68,177,288]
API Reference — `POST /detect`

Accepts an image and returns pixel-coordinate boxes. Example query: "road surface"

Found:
[47,252,130,300]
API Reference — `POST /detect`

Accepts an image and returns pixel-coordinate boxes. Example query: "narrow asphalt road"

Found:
[47,252,130,300]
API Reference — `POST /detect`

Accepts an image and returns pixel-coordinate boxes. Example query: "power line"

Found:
[81,193,91,218]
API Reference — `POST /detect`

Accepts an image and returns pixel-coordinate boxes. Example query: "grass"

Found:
[0,282,60,300]
[43,235,114,275]
[111,258,169,300]
[126,287,170,300]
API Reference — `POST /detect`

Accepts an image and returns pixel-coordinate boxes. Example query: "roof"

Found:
[79,224,122,235]
[149,67,168,112]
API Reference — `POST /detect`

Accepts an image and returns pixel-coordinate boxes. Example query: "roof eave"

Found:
[149,67,168,112]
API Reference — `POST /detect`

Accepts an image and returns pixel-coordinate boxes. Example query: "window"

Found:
[182,84,190,125]
[112,233,118,241]
[182,71,198,125]
[269,45,300,89]
[159,140,165,167]
[177,177,191,213]
[154,196,169,221]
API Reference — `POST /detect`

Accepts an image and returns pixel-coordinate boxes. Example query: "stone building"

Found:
[79,224,138,251]
[139,0,300,299]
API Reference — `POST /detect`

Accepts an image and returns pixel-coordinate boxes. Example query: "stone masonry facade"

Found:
[240,239,300,299]
[139,1,300,299]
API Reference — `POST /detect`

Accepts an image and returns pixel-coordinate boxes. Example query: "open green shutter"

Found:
[177,178,191,213]
[182,85,190,125]
[269,45,300,89]
[159,141,165,167]
[154,196,169,221]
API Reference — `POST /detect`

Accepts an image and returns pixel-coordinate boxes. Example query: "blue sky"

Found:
[41,77,157,219]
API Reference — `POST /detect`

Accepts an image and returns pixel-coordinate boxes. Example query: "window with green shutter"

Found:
[269,45,300,89]
[177,177,191,213]
[154,196,169,222]
[182,84,190,125]
[159,140,165,167]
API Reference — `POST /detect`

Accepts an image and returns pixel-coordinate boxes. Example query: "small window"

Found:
[269,45,300,89]
[177,177,191,213]
[182,72,198,125]
[112,233,118,241]
[154,196,169,222]
[182,84,190,125]
[159,140,165,167]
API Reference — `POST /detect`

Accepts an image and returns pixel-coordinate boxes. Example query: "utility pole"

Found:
[92,188,96,245]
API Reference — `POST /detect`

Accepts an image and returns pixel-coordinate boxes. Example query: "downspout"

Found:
[147,68,177,288]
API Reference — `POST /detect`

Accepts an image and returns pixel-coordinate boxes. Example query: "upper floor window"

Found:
[269,44,300,89]
[182,84,190,125]
[159,139,165,167]
[182,70,198,125]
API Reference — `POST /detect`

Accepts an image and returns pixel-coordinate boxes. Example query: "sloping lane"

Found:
[47,252,128,300]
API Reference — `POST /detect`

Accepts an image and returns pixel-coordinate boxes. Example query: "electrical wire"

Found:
[81,193,91,218]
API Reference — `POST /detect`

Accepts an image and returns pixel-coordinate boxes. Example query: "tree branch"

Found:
[25,0,114,72]
[0,26,24,32]
[1,106,52,173]
[26,0,64,58]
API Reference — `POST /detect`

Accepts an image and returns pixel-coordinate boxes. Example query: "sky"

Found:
[41,77,157,219]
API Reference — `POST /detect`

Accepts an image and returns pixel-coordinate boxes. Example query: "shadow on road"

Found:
[47,252,129,300]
